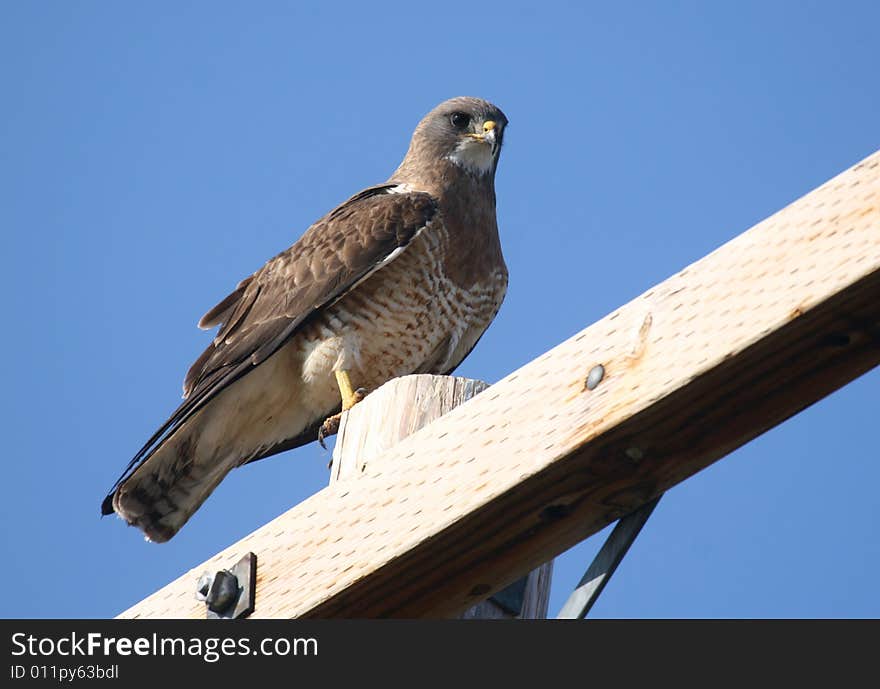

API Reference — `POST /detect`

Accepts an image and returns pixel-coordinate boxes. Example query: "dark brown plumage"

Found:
[103,96,509,542]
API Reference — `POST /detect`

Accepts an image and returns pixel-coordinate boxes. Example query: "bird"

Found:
[102,96,509,542]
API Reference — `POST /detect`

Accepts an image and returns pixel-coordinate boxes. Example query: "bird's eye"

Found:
[450,112,471,130]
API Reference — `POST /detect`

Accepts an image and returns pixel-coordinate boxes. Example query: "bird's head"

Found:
[393,97,508,184]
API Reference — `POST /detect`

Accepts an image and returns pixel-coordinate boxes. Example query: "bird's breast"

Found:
[294,223,506,414]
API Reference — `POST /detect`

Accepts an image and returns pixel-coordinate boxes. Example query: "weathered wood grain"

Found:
[331,375,552,619]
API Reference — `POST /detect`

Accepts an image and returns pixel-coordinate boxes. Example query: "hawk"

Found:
[103,96,509,542]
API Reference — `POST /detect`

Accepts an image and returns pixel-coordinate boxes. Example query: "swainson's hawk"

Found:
[102,96,509,542]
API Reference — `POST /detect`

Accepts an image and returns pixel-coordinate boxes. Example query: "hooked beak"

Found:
[466,120,501,154]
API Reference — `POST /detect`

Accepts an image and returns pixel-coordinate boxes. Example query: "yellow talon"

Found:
[319,370,367,448]
[335,370,359,410]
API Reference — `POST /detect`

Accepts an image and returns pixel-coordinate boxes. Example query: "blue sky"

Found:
[2,1,878,618]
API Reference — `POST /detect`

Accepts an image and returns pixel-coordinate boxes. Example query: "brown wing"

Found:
[102,185,437,511]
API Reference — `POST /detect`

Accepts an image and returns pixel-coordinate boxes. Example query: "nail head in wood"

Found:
[585,364,605,391]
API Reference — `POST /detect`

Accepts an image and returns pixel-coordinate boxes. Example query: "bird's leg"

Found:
[318,369,367,449]
[335,369,363,412]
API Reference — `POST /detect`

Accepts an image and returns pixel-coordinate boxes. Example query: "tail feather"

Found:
[109,428,239,543]
[103,346,316,541]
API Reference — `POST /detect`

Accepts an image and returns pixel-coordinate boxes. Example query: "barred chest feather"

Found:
[294,221,507,414]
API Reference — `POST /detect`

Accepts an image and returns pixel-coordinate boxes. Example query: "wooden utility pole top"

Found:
[119,150,880,619]
[331,375,552,619]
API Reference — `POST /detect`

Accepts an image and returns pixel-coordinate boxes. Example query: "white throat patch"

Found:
[445,140,495,176]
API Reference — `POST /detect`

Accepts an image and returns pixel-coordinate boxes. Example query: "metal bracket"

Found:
[556,496,661,619]
[195,552,257,619]
[490,576,528,616]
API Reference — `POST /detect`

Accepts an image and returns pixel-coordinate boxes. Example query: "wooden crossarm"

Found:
[119,150,880,619]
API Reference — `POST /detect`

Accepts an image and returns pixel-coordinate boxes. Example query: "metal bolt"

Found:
[585,364,605,391]
[195,553,257,619]
[195,572,214,601]
[206,570,240,613]
[625,446,644,462]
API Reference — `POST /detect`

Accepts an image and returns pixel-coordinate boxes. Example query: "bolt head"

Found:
[207,570,240,613]
[586,364,605,391]
[625,446,644,462]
